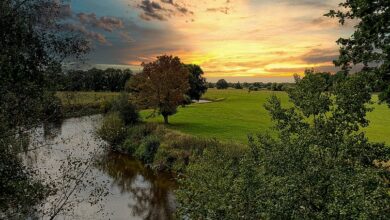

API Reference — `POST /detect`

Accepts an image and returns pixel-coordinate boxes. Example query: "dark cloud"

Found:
[88,17,191,65]
[137,0,193,21]
[279,0,333,8]
[301,48,338,63]
[138,0,168,21]
[61,23,108,44]
[77,13,124,32]
[160,0,174,4]
[118,31,134,43]
[206,7,230,14]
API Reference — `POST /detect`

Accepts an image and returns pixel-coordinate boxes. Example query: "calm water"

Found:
[22,115,176,220]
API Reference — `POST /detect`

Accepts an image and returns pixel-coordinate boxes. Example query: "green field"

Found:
[57,90,390,144]
[142,89,390,144]
[57,91,119,106]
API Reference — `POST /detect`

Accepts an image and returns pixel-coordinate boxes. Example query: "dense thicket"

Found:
[185,64,208,100]
[326,0,390,106]
[177,70,390,219]
[59,68,132,92]
[0,0,89,218]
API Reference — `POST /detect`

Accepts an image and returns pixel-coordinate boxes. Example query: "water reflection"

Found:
[96,152,176,220]
[24,115,176,219]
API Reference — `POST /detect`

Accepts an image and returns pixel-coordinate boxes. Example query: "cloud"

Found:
[62,23,108,44]
[278,0,334,8]
[137,0,193,21]
[77,13,124,32]
[301,48,338,64]
[206,7,230,14]
[138,0,169,20]
[118,31,134,43]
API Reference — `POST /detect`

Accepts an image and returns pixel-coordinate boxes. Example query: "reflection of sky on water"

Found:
[22,115,176,220]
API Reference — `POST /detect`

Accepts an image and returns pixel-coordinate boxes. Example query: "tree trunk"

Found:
[163,115,169,124]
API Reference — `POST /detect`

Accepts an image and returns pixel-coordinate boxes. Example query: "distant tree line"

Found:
[58,68,133,92]
[211,71,389,92]
[210,79,294,91]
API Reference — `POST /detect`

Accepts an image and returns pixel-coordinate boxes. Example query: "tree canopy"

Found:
[1,0,89,217]
[216,79,229,89]
[177,70,390,219]
[60,68,132,92]
[129,55,190,124]
[185,64,208,100]
[326,0,390,106]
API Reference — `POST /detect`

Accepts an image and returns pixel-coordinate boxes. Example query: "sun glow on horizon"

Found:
[110,0,353,80]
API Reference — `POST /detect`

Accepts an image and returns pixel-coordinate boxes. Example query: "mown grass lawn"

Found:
[143,88,390,144]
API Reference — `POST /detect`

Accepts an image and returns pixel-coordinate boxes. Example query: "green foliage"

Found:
[216,79,229,89]
[288,70,331,117]
[110,93,140,125]
[1,0,89,217]
[121,137,139,155]
[129,55,190,124]
[61,68,132,92]
[326,0,390,106]
[234,81,243,89]
[97,112,126,146]
[42,92,64,121]
[176,72,390,219]
[207,82,215,88]
[176,144,255,219]
[185,64,208,100]
[135,135,160,164]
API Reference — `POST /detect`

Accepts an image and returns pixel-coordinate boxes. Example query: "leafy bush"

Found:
[100,99,112,113]
[177,72,390,219]
[110,93,139,125]
[216,79,229,89]
[42,93,63,121]
[126,123,161,142]
[121,137,139,154]
[135,135,160,163]
[97,112,126,146]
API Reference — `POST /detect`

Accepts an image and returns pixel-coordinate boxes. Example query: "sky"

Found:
[65,0,355,82]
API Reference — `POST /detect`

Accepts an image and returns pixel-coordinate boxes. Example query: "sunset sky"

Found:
[67,0,354,82]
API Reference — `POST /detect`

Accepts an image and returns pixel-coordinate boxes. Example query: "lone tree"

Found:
[131,55,189,124]
[216,79,229,89]
[185,64,207,100]
[326,0,390,106]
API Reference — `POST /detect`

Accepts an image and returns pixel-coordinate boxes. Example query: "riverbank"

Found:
[23,115,177,219]
[57,91,119,118]
[57,90,390,144]
[97,118,245,173]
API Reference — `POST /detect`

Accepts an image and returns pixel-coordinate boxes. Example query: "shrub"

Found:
[216,79,229,89]
[121,137,139,154]
[42,93,63,121]
[97,112,126,146]
[126,123,161,142]
[135,135,160,164]
[100,99,112,113]
[234,82,243,89]
[110,93,139,125]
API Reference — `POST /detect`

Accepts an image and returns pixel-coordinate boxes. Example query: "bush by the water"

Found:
[135,135,160,164]
[97,112,126,146]
[110,93,139,125]
[97,120,232,172]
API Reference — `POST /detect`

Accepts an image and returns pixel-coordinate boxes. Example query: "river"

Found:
[21,115,176,220]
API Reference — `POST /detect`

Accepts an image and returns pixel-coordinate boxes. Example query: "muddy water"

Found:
[22,115,176,220]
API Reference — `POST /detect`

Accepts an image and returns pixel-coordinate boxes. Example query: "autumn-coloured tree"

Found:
[131,55,190,124]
